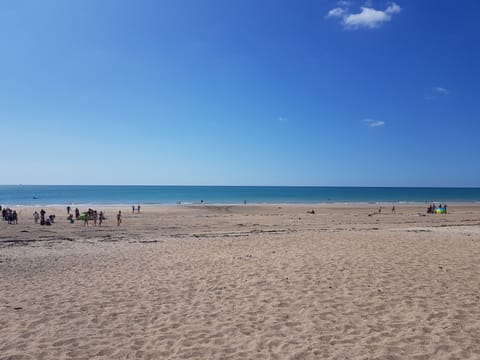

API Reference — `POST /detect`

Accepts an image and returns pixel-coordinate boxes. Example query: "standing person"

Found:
[392,205,396,214]
[93,210,98,227]
[99,211,104,226]
[40,209,46,223]
[75,208,80,219]
[137,205,141,213]
[84,212,89,227]
[117,211,122,226]
[33,211,39,223]
[132,205,135,214]
[67,206,71,214]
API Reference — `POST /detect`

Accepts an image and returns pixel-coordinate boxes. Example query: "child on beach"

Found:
[117,211,122,226]
[99,211,105,226]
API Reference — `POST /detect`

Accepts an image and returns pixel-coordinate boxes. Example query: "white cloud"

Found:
[327,7,345,18]
[386,3,401,14]
[433,86,449,95]
[327,2,401,30]
[344,8,392,29]
[363,119,385,127]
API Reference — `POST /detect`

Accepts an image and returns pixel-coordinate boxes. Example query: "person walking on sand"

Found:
[117,211,122,226]
[392,205,396,214]
[137,205,141,213]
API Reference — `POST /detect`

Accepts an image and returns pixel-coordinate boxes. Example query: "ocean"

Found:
[1,185,479,206]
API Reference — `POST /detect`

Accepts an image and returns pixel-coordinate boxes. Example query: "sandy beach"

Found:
[1,204,480,359]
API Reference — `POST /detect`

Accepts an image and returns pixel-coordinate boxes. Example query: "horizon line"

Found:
[1,184,479,189]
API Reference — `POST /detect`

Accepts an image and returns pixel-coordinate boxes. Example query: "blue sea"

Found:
[1,185,480,206]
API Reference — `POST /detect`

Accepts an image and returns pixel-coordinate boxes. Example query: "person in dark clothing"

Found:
[117,211,122,226]
[40,209,46,222]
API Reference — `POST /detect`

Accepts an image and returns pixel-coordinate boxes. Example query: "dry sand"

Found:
[1,204,480,359]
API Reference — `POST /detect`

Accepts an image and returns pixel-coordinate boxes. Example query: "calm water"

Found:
[1,185,479,206]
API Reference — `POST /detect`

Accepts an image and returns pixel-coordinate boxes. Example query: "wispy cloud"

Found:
[327,2,401,30]
[363,119,385,127]
[425,86,450,100]
[278,116,288,123]
[337,0,353,6]
[433,86,449,95]
[327,7,346,18]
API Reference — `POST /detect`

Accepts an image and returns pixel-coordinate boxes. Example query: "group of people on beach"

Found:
[1,206,18,224]
[66,206,122,227]
[2,204,129,228]
[376,206,396,214]
[33,209,56,225]
[67,207,106,227]
[427,203,447,214]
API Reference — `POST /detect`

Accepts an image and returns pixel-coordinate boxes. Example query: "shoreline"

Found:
[4,200,480,208]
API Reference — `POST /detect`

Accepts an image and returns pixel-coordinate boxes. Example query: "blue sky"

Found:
[1,0,479,186]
